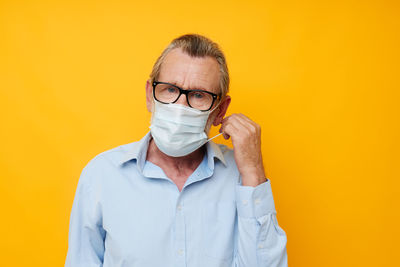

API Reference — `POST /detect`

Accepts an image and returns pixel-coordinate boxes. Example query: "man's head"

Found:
[146,34,231,132]
[150,34,229,98]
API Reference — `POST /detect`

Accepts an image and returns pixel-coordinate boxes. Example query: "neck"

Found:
[146,138,205,175]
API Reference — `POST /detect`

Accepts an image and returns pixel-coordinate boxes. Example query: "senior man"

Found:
[65,34,288,267]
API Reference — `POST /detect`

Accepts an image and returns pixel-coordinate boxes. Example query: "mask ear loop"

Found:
[207,98,222,114]
[207,132,223,142]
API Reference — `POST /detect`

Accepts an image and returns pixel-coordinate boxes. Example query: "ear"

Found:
[145,79,153,112]
[212,95,231,126]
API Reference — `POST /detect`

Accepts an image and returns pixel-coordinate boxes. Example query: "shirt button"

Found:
[178,249,184,255]
[177,205,183,211]
[258,244,264,249]
[242,200,248,205]
[255,198,261,205]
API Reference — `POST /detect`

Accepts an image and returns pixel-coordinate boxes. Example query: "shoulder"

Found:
[78,140,138,185]
[87,142,134,168]
[217,143,232,154]
[211,142,237,167]
[216,143,233,158]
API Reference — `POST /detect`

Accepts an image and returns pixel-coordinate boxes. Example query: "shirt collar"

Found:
[118,131,227,171]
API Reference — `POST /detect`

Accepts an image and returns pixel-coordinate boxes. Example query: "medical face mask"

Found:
[149,100,222,157]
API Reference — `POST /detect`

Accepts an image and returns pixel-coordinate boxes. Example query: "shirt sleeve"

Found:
[233,179,288,267]
[65,165,106,267]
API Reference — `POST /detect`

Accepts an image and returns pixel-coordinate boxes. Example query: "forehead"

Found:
[158,48,220,94]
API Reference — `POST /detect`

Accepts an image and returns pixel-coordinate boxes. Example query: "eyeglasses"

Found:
[152,81,219,111]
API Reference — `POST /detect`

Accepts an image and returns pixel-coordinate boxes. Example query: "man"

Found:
[65,34,288,267]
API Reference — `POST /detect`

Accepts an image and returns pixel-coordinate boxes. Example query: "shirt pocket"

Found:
[201,201,237,261]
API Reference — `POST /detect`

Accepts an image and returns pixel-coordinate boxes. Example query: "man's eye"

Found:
[167,87,177,93]
[193,92,204,99]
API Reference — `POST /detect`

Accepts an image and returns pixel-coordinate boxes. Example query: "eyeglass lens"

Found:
[154,83,214,111]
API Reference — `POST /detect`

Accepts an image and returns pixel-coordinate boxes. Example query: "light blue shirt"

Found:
[65,132,287,267]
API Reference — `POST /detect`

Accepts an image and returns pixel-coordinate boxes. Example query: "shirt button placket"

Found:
[175,199,186,266]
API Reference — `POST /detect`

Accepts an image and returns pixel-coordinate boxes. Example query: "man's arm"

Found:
[220,113,288,266]
[234,180,287,267]
[65,165,105,267]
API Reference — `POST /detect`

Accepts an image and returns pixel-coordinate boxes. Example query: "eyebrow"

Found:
[169,81,210,92]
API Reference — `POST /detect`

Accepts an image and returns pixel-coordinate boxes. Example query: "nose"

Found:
[175,93,189,106]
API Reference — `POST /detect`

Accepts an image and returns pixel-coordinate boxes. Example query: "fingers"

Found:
[221,113,260,135]
[219,113,261,141]
[219,116,240,140]
[218,127,231,139]
[235,113,261,134]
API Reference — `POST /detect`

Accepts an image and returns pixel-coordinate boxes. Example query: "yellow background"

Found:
[1,0,399,266]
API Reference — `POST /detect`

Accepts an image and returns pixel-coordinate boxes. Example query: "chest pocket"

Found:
[201,201,237,261]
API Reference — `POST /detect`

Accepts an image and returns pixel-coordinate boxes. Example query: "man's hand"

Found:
[219,113,267,187]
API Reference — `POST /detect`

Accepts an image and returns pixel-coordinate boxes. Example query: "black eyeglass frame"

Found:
[152,81,219,111]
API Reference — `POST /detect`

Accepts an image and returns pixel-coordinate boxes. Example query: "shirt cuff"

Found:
[235,179,276,219]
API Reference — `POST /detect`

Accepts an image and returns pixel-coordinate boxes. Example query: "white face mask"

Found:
[149,100,222,157]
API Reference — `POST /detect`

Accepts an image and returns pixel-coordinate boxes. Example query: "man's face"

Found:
[146,48,229,133]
